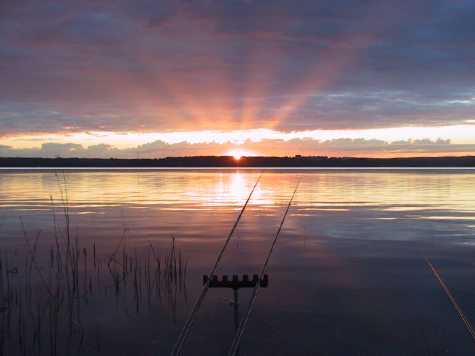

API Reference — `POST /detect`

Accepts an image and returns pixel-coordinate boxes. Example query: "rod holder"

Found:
[203,274,268,291]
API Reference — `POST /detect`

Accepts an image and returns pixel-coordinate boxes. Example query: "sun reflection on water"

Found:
[2,170,475,214]
[1,169,475,355]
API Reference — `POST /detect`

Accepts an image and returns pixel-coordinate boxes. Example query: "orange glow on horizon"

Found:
[224,149,259,160]
[1,125,474,158]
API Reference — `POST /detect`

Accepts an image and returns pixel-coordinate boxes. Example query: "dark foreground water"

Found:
[1,168,475,355]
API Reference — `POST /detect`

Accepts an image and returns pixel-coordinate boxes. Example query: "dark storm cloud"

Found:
[0,0,474,135]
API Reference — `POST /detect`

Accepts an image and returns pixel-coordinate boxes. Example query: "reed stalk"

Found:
[0,172,189,355]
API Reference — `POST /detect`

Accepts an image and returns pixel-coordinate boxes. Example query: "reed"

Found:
[0,176,188,355]
[0,232,188,355]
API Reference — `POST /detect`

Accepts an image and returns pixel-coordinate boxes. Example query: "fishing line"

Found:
[227,177,302,356]
[422,251,475,343]
[169,170,264,356]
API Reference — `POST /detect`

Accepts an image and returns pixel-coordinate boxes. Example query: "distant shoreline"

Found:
[1,156,475,168]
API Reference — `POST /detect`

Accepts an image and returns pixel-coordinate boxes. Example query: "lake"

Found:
[1,168,475,355]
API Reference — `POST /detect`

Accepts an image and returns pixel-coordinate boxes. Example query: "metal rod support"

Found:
[169,171,263,356]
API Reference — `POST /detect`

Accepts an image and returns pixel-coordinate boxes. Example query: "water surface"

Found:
[1,169,475,355]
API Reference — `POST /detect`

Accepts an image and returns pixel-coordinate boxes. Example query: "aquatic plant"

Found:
[0,176,188,355]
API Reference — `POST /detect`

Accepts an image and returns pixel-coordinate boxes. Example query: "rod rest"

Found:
[203,274,268,290]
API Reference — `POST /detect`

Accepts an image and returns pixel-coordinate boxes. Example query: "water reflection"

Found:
[2,169,475,213]
[0,229,188,355]
[0,169,475,355]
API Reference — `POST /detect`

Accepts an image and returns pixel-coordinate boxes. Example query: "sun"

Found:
[225,149,250,160]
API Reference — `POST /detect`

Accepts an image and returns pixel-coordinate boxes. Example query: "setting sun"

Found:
[1,1,475,161]
[231,151,244,160]
[224,149,257,160]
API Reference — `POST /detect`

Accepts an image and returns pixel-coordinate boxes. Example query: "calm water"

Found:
[1,168,475,355]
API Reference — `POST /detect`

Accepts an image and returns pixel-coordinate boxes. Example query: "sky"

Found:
[1,0,475,159]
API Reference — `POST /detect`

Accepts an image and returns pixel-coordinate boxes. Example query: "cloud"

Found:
[1,138,474,159]
[0,0,475,139]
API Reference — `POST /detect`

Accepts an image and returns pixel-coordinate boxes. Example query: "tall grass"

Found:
[0,176,188,355]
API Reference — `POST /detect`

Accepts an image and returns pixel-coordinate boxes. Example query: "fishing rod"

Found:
[169,171,264,356]
[227,177,301,356]
[422,252,475,342]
